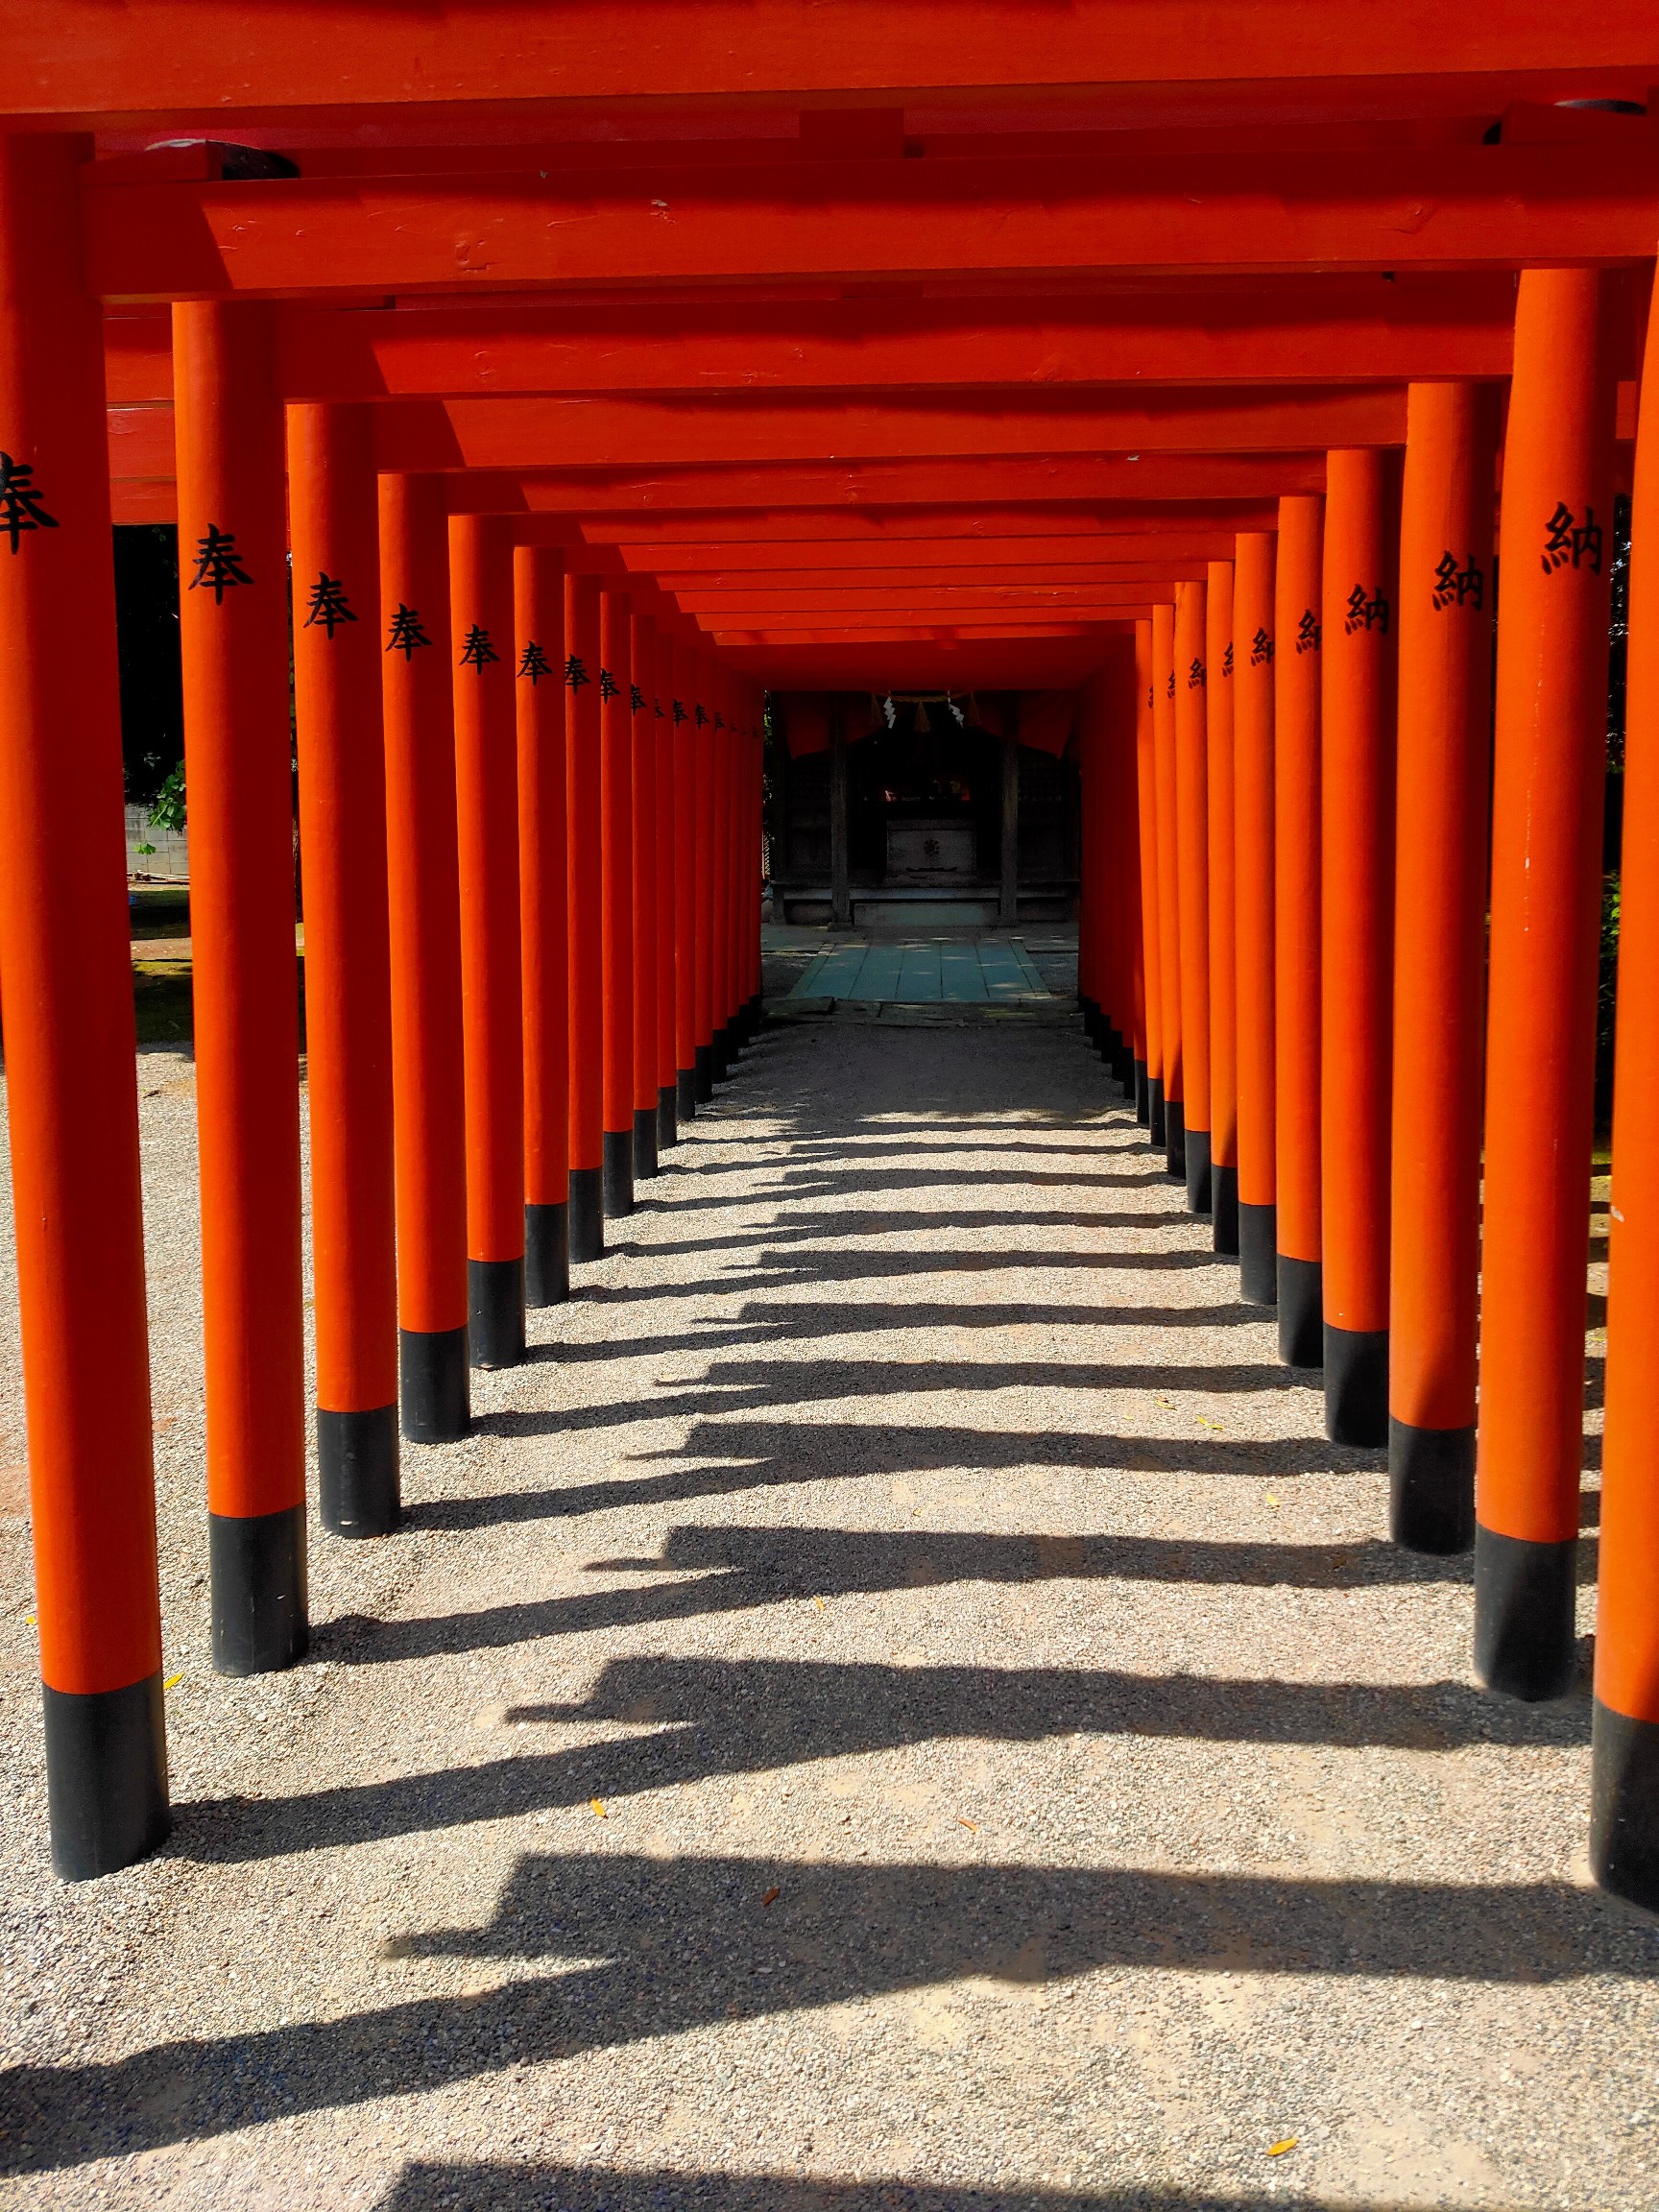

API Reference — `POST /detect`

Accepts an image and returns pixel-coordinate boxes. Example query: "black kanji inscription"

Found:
[1344,584,1390,636]
[1295,609,1321,655]
[459,624,498,668]
[518,641,553,685]
[188,523,252,603]
[0,453,57,555]
[1542,501,1602,577]
[303,571,356,638]
[385,603,430,659]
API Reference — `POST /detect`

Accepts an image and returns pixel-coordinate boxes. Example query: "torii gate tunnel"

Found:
[2,5,1659,1909]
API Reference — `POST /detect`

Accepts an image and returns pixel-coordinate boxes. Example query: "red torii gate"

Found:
[1,8,1658,1927]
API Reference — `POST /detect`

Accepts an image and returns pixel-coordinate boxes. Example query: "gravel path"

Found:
[0,1010,1650,2211]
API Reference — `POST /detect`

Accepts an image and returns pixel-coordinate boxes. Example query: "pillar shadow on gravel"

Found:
[399,1414,1383,1536]
[375,2167,1427,2212]
[313,1527,1469,1669]
[3,1850,1651,2177]
[170,1650,1583,1867]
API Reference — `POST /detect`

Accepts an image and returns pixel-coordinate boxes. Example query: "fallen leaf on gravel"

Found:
[958,1817,979,1832]
[1197,1416,1224,1431]
[1267,2138,1298,2156]
[589,1797,609,1819]
[812,1597,826,1611]
[761,1887,781,1908]
[1265,1494,1281,1507]
[163,1672,182,1691]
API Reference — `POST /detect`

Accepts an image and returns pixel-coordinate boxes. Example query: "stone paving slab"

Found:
[788,937,1048,1006]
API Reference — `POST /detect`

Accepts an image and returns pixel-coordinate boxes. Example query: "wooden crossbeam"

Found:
[84,143,1659,301]
[11,2,1658,117]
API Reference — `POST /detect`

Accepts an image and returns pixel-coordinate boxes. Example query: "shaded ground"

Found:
[0,1012,1645,2211]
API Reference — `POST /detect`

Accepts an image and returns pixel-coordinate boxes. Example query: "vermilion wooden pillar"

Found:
[673,641,700,1118]
[1321,448,1399,1445]
[1078,689,1106,1058]
[730,683,755,1047]
[565,572,605,1260]
[175,300,307,1674]
[722,691,743,1064]
[1390,383,1497,1550]
[711,691,735,1077]
[1117,666,1146,1099]
[0,132,167,1874]
[737,694,760,1040]
[1152,603,1185,1176]
[1207,558,1240,1255]
[449,513,525,1367]
[515,542,570,1308]
[380,476,468,1438]
[1595,268,1659,1907]
[652,628,679,1148]
[599,587,636,1214]
[1076,706,1098,1040]
[1127,711,1148,1111]
[630,605,661,1180]
[1174,578,1211,1213]
[1133,619,1163,1137]
[288,402,397,1536]
[748,691,766,1032]
[694,658,718,1095]
[1275,493,1325,1366]
[1478,268,1615,1700]
[1234,531,1278,1306]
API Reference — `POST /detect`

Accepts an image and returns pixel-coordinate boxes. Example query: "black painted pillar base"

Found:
[1134,1060,1150,1126]
[658,1085,678,1150]
[1324,1324,1388,1447]
[1164,1098,1187,1180]
[42,1672,169,1881]
[1212,1164,1239,1255]
[526,1201,570,1308]
[1389,1418,1474,1554]
[400,1325,469,1443]
[676,1067,698,1121]
[469,1256,525,1369]
[694,1044,714,1103]
[1148,1074,1166,1147]
[210,1503,308,1676]
[1081,997,1098,1043]
[603,1129,636,1217]
[569,1166,605,1262]
[1185,1125,1212,1215]
[319,1404,400,1538]
[1238,1202,1278,1305]
[1474,1524,1577,1702]
[633,1106,659,1181]
[1277,1255,1323,1367]
[1592,1702,1659,1912]
[1116,1043,1136,1093]
[713,1022,733,1080]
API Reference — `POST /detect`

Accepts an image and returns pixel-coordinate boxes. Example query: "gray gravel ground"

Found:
[0,1005,1649,2212]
